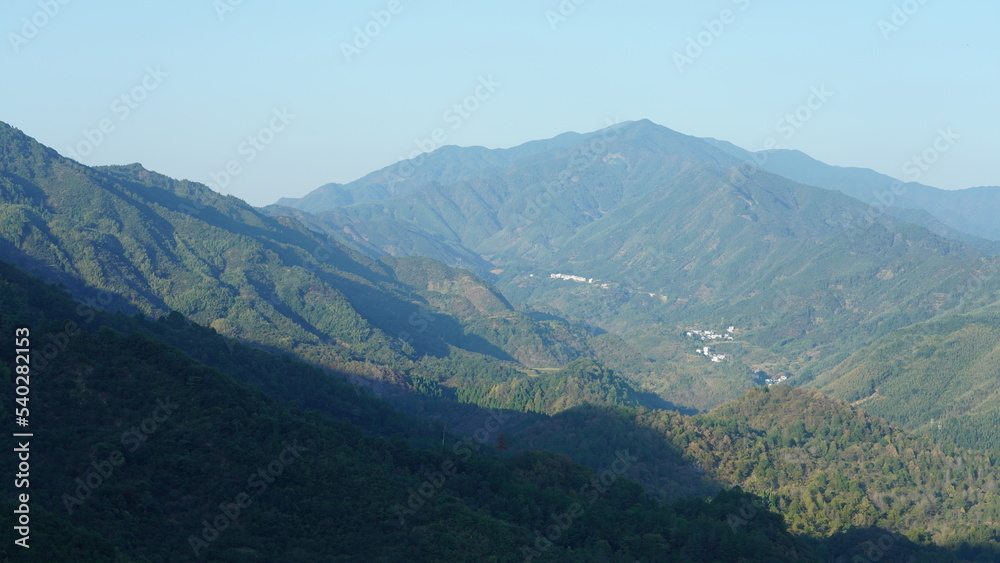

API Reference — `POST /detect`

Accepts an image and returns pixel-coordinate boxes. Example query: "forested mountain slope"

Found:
[0,121,659,419]
[0,258,830,562]
[271,120,1000,425]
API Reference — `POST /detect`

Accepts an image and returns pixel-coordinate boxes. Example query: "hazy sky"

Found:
[3,0,997,206]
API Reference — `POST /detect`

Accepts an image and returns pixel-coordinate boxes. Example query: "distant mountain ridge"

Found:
[701,137,1000,244]
[4,118,998,447]
[280,122,1000,248]
[274,130,592,211]
[0,120,659,420]
[267,119,1000,444]
[3,118,1000,560]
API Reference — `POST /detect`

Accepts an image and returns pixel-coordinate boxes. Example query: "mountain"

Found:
[0,119,398,367]
[3,118,1000,560]
[2,258,836,562]
[701,139,1000,243]
[268,120,1000,424]
[273,131,597,211]
[812,301,1000,449]
[1,258,995,561]
[0,121,671,421]
[694,386,1000,550]
[269,202,497,274]
[879,207,1000,255]
[510,386,1000,559]
[18,111,986,430]
[265,119,746,276]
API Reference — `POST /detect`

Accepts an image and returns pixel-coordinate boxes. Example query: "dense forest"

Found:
[0,259,836,562]
[2,121,1000,561]
[1,261,997,561]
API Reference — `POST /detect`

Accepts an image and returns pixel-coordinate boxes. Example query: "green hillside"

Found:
[273,120,999,424]
[0,122,663,420]
[814,303,1000,449]
[0,258,832,562]
[3,118,1000,560]
[703,141,1000,243]
[509,387,1000,559]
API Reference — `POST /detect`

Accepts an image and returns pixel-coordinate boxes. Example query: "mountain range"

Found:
[1,118,999,561]
[701,138,1000,245]
[269,119,1000,447]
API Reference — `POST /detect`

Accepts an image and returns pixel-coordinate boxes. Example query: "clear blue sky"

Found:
[3,0,997,206]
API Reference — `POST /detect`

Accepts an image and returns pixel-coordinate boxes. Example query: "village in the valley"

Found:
[545,273,789,385]
[547,272,611,289]
[685,327,734,362]
[684,326,788,385]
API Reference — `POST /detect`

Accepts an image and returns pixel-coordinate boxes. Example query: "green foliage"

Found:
[0,124,643,422]
[514,387,1000,558]
[815,304,1000,450]
[3,120,1000,561]
[0,249,822,562]
[268,119,1000,433]
[409,355,645,415]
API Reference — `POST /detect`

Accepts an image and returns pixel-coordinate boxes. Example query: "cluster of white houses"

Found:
[550,273,592,283]
[548,273,611,289]
[686,327,735,341]
[686,327,736,362]
[695,346,727,362]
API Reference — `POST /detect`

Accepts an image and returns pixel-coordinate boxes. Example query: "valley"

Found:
[273,120,999,448]
[7,3,998,560]
[1,119,998,561]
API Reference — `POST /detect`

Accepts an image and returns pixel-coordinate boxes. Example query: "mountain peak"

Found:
[613,118,680,138]
[0,120,36,149]
[619,117,656,129]
[0,120,72,175]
